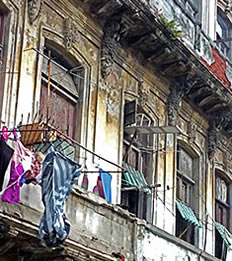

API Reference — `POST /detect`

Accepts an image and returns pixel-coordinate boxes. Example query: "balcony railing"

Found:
[148,0,216,69]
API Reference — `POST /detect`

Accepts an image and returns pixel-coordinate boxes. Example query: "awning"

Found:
[215,222,232,248]
[176,201,202,228]
[122,162,150,193]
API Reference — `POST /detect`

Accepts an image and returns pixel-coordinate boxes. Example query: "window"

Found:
[215,172,231,260]
[0,10,5,64]
[216,8,232,59]
[121,101,154,222]
[176,145,200,245]
[177,147,195,205]
[40,41,82,139]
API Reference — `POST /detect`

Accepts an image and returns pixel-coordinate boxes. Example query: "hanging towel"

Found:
[0,137,14,191]
[93,175,105,199]
[99,169,112,203]
[81,173,88,189]
[39,149,82,247]
[87,172,99,193]
[2,140,34,204]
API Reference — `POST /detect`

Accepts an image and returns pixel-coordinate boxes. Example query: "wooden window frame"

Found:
[176,145,196,245]
[40,44,80,139]
[215,173,230,261]
[216,7,232,59]
[122,108,154,221]
[176,147,195,206]
[0,11,5,63]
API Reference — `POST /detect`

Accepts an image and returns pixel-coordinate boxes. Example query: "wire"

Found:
[24,47,98,88]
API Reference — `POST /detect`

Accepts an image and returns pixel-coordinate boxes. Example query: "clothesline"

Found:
[0,123,159,189]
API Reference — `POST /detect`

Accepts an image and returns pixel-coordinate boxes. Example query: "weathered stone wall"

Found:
[1,0,232,260]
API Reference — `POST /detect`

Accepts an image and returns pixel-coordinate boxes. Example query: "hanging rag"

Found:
[23,152,45,185]
[39,149,82,247]
[99,169,112,203]
[93,175,105,199]
[0,137,14,191]
[81,173,88,189]
[85,162,99,192]
[2,140,34,204]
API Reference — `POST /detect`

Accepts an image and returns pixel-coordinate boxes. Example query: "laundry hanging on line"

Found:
[1,139,36,204]
[0,136,14,191]
[39,148,82,247]
[80,166,112,203]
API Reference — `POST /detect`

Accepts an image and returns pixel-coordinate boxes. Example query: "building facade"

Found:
[0,0,232,260]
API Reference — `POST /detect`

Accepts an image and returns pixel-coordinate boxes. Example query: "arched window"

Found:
[40,40,84,139]
[215,170,231,260]
[175,144,201,246]
[216,8,232,58]
[121,100,155,222]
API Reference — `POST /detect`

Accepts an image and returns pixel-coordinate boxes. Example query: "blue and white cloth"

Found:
[39,149,82,247]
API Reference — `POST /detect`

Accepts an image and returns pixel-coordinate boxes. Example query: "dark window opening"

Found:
[215,229,227,261]
[176,207,195,245]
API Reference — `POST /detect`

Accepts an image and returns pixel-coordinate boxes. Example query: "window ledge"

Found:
[146,223,220,261]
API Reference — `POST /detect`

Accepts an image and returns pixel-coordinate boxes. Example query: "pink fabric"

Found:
[2,140,34,204]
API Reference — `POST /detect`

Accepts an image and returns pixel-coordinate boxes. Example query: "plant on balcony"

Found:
[160,15,183,40]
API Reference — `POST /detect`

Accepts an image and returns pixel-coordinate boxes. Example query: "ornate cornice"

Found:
[208,106,232,159]
[167,74,194,126]
[101,13,131,79]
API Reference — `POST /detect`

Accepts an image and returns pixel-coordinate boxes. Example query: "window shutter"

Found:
[42,57,79,99]
[40,83,76,138]
[124,100,136,126]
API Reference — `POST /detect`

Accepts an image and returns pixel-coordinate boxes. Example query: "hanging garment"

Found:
[81,173,88,189]
[39,149,82,247]
[93,175,105,199]
[2,140,34,204]
[99,169,112,203]
[2,140,17,191]
[0,137,14,191]
[87,172,99,192]
[22,152,45,185]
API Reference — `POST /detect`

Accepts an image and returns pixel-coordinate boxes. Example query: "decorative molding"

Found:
[167,75,193,126]
[101,15,129,79]
[187,121,197,143]
[63,18,80,49]
[208,107,232,159]
[28,0,42,24]
[138,81,150,107]
[223,150,230,170]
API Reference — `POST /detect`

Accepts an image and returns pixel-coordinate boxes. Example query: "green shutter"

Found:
[122,162,151,193]
[215,222,232,248]
[176,201,202,228]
